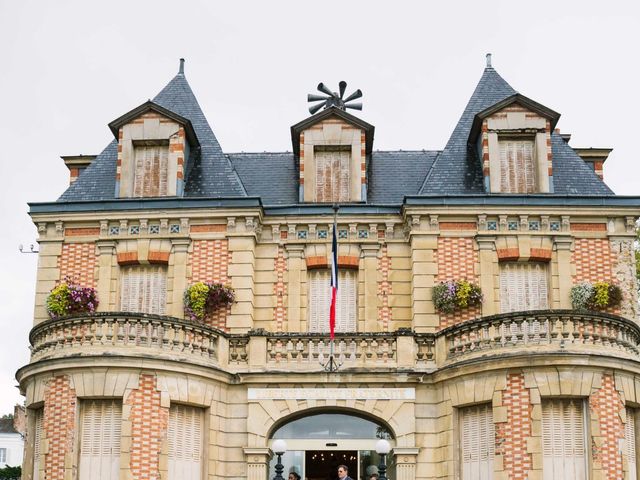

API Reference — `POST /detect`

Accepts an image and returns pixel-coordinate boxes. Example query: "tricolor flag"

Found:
[329,221,338,340]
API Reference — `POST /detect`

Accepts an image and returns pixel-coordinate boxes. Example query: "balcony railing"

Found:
[28,310,640,371]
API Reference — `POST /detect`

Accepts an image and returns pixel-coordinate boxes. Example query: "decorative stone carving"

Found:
[100,220,108,236]
[541,215,550,231]
[478,214,487,231]
[499,215,508,232]
[386,222,395,239]
[561,215,570,232]
[429,215,439,230]
[611,238,639,319]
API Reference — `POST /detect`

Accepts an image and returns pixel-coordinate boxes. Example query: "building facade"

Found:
[17,57,640,480]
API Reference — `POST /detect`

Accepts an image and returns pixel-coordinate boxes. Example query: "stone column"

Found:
[361,244,380,332]
[410,233,438,333]
[244,448,271,480]
[35,239,63,322]
[392,448,419,480]
[554,237,573,309]
[228,230,257,333]
[95,241,116,311]
[169,239,190,317]
[477,236,497,315]
[285,244,305,332]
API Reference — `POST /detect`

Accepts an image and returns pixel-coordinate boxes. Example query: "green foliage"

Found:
[0,465,21,479]
[433,279,483,314]
[45,277,99,319]
[571,281,622,310]
[184,282,235,322]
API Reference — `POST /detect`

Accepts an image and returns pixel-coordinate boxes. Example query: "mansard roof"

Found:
[56,61,615,206]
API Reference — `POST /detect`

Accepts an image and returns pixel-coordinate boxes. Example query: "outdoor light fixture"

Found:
[375,439,391,480]
[272,439,287,480]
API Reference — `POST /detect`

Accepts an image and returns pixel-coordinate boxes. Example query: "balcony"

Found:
[27,310,640,373]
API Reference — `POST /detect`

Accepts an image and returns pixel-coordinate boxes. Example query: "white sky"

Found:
[0,0,639,414]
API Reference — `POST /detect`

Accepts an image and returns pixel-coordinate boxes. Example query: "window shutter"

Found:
[500,263,548,313]
[308,270,357,333]
[33,408,43,480]
[626,408,637,480]
[337,270,357,333]
[460,404,494,480]
[79,400,122,480]
[315,150,351,202]
[121,265,167,315]
[168,405,203,480]
[500,140,535,193]
[133,146,169,197]
[338,150,350,202]
[542,399,587,480]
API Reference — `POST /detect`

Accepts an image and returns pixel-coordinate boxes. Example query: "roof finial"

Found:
[486,53,492,68]
[179,58,185,75]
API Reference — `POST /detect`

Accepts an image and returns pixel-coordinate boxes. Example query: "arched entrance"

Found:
[268,412,395,480]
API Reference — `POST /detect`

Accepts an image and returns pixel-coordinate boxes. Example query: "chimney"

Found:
[61,154,97,185]
[486,53,492,68]
[572,147,612,181]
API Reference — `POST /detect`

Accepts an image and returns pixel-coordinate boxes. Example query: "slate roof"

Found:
[56,64,614,206]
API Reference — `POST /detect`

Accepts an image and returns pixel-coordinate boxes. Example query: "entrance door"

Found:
[304,450,357,480]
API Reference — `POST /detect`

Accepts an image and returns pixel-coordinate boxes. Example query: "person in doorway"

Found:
[288,473,301,480]
[337,465,353,480]
[368,474,379,480]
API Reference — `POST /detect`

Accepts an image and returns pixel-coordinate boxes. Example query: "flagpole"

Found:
[323,203,340,373]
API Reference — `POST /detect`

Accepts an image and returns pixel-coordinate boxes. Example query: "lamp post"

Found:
[272,439,287,480]
[375,439,391,480]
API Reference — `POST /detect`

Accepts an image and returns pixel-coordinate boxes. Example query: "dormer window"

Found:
[291,107,374,203]
[499,138,535,193]
[132,141,169,197]
[108,101,199,198]
[470,94,560,194]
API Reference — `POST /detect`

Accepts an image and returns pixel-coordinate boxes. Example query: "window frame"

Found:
[119,264,168,315]
[313,145,352,203]
[498,135,537,193]
[457,403,495,480]
[307,268,358,334]
[499,261,549,313]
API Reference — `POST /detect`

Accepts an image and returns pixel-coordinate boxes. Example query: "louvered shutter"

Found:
[121,265,167,314]
[308,270,357,333]
[626,408,637,480]
[500,263,548,313]
[79,400,122,480]
[315,150,350,202]
[500,140,535,193]
[168,405,203,480]
[133,146,169,197]
[542,399,587,480]
[460,404,494,480]
[33,408,43,480]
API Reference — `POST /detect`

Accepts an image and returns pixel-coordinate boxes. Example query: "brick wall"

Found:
[378,244,392,330]
[58,243,97,287]
[125,373,168,480]
[273,246,287,332]
[495,373,532,480]
[43,375,77,480]
[572,238,614,282]
[189,240,231,330]
[436,237,480,328]
[589,374,625,480]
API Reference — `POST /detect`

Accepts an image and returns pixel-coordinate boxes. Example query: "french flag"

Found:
[329,222,338,340]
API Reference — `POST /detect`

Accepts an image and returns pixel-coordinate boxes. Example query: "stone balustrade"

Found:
[28,310,640,371]
[29,312,221,366]
[442,310,640,363]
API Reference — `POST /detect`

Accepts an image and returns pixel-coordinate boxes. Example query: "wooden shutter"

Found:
[500,263,548,313]
[460,404,494,480]
[168,405,203,480]
[308,270,356,333]
[133,146,169,197]
[542,399,587,480]
[315,150,350,202]
[500,140,535,193]
[121,265,167,314]
[33,408,43,480]
[79,400,122,480]
[626,408,637,480]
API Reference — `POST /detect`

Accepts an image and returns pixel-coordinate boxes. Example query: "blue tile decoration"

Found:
[550,222,560,232]
[339,229,348,239]
[149,225,160,234]
[318,230,328,239]
[508,221,518,231]
[358,229,369,239]
[529,221,540,231]
[170,224,180,234]
[129,225,140,235]
[109,226,120,235]
[297,230,307,239]
[487,221,497,231]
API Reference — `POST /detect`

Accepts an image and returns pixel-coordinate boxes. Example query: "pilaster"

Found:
[285,245,305,332]
[361,244,380,332]
[392,447,419,480]
[96,241,116,311]
[169,239,190,317]
[477,236,497,315]
[244,448,271,480]
[554,237,573,309]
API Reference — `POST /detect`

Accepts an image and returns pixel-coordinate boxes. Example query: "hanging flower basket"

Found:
[46,276,99,319]
[184,282,235,322]
[433,279,483,314]
[570,281,622,310]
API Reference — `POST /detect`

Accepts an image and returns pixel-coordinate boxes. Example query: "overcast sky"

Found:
[1,0,639,414]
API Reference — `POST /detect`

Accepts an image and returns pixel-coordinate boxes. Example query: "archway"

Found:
[268,411,395,480]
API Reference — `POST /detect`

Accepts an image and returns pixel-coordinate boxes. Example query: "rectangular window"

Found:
[0,448,6,464]
[79,400,122,480]
[168,404,204,480]
[33,408,43,480]
[120,265,167,315]
[133,145,169,197]
[500,262,548,313]
[315,149,350,202]
[626,407,637,480]
[459,403,494,480]
[308,269,357,333]
[499,139,536,193]
[542,399,587,480]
